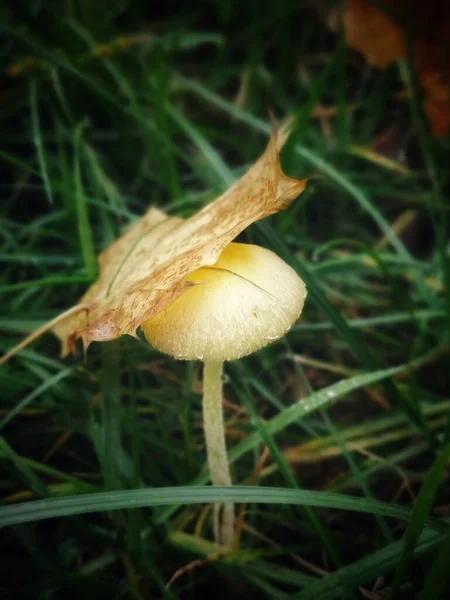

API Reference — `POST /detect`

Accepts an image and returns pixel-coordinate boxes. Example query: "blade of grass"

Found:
[0,367,73,431]
[293,308,446,332]
[417,529,450,600]
[288,345,393,543]
[0,150,40,178]
[173,74,409,259]
[157,363,407,523]
[0,304,89,366]
[0,437,48,498]
[0,25,121,109]
[0,485,447,530]
[320,410,393,543]
[398,58,450,333]
[0,275,90,293]
[257,220,428,436]
[29,78,53,204]
[73,121,97,280]
[237,375,343,569]
[387,441,450,599]
[167,103,234,189]
[163,85,424,435]
[100,341,122,491]
[292,529,445,600]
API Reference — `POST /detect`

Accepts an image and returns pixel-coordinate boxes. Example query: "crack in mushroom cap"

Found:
[141,242,307,362]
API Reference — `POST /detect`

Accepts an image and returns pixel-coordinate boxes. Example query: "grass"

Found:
[1,1,450,598]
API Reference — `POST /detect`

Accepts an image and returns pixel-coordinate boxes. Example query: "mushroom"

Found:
[0,131,307,549]
[141,242,307,548]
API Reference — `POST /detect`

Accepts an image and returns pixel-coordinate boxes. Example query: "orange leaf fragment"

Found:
[327,0,450,137]
[327,0,406,69]
[54,133,306,356]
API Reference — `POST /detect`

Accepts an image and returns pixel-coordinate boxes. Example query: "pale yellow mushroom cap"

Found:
[141,243,306,362]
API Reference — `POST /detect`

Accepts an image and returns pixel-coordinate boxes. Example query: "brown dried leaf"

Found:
[54,133,306,356]
[327,0,406,69]
[327,0,450,137]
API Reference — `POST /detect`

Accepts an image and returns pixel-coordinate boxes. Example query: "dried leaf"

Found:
[327,0,406,69]
[327,0,450,137]
[54,133,306,356]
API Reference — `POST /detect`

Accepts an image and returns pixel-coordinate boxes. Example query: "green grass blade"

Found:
[0,437,48,498]
[174,74,409,258]
[0,150,40,177]
[29,78,53,205]
[167,103,235,188]
[417,529,450,600]
[0,275,90,292]
[73,122,97,280]
[237,365,404,459]
[293,309,446,332]
[0,367,73,431]
[0,25,121,109]
[1,485,447,530]
[257,221,426,434]
[398,59,450,333]
[292,529,445,600]
[387,442,450,599]
[156,363,407,523]
[238,378,343,569]
[100,342,122,490]
[319,409,393,544]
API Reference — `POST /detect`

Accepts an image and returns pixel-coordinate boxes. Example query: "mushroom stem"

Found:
[202,360,234,548]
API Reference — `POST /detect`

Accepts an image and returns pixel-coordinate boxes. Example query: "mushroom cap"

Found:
[141,242,306,362]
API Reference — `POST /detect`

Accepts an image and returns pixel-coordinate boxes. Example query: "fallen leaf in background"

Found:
[53,133,306,356]
[327,0,406,69]
[327,0,450,137]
